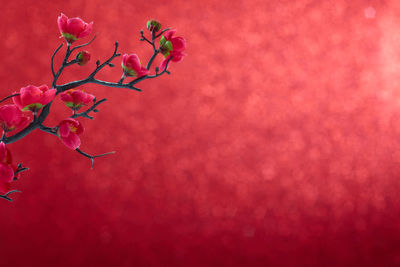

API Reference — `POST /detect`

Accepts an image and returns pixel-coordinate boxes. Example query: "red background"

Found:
[1,0,400,266]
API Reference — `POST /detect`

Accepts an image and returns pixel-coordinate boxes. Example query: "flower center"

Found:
[69,125,78,133]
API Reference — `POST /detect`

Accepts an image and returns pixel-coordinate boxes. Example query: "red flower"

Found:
[76,50,91,66]
[0,142,14,194]
[58,13,93,44]
[159,30,186,70]
[121,54,149,78]
[12,85,56,113]
[60,89,95,111]
[0,105,30,132]
[57,118,84,150]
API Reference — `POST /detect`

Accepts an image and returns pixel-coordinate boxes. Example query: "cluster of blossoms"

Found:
[0,14,186,201]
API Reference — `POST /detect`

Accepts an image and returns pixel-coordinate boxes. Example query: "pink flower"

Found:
[60,89,95,111]
[58,13,93,44]
[57,118,84,150]
[12,85,56,113]
[76,50,91,66]
[121,54,150,78]
[0,142,14,193]
[0,105,30,132]
[159,30,186,70]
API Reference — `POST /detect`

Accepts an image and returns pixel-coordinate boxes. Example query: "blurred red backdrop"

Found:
[1,0,400,266]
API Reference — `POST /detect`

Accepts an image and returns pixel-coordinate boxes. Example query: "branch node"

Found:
[76,148,116,169]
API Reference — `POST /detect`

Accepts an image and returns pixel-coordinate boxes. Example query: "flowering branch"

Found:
[0,15,186,201]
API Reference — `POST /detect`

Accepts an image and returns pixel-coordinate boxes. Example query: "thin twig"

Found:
[0,93,20,104]
[140,31,154,47]
[155,28,171,38]
[70,35,97,53]
[75,148,115,169]
[70,98,107,120]
[53,43,72,88]
[51,43,64,77]
[88,42,120,79]
[0,190,21,202]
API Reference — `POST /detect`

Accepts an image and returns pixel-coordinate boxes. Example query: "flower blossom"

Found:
[159,30,186,70]
[60,89,95,111]
[0,105,30,132]
[121,54,149,78]
[57,118,84,150]
[58,13,93,44]
[12,85,56,113]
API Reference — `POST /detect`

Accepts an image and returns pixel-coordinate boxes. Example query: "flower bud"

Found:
[146,20,161,32]
[76,51,91,66]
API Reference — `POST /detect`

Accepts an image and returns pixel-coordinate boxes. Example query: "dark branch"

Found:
[76,148,115,169]
[53,43,72,88]
[70,35,97,53]
[140,30,154,47]
[71,98,107,120]
[0,93,20,104]
[88,42,120,79]
[38,124,58,136]
[155,28,171,38]
[51,43,64,77]
[0,190,21,202]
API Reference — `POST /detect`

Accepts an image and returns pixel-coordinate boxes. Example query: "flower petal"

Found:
[78,22,93,38]
[171,37,186,52]
[60,92,73,102]
[57,13,68,33]
[59,121,70,137]
[0,142,7,163]
[66,17,86,37]
[12,92,24,110]
[0,163,14,183]
[61,132,81,150]
[20,85,42,107]
[40,89,56,106]
[164,30,177,40]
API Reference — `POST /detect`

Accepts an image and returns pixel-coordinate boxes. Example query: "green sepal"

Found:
[62,32,78,42]
[160,35,167,47]
[164,41,173,52]
[21,103,43,112]
[65,102,75,108]
[122,65,137,77]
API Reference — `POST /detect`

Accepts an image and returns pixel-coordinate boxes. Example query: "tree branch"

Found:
[0,93,20,104]
[51,43,64,77]
[70,35,97,54]
[71,98,107,120]
[0,190,21,202]
[155,28,171,38]
[75,148,115,169]
[88,42,120,79]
